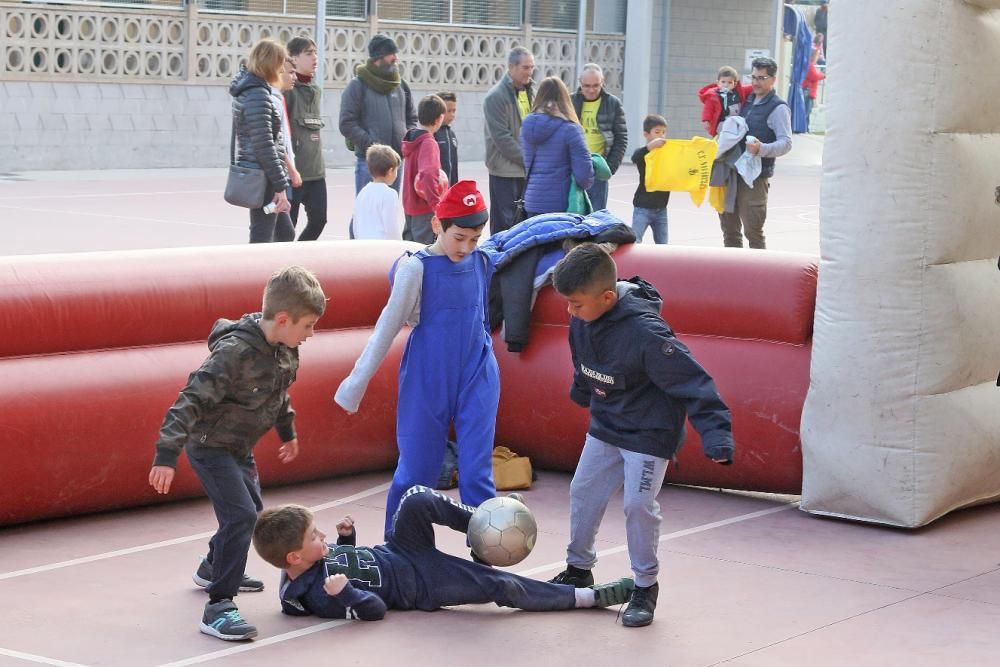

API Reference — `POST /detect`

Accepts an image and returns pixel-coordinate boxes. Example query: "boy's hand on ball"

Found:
[324,574,348,596]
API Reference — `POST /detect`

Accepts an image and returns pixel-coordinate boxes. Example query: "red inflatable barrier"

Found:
[0,242,817,526]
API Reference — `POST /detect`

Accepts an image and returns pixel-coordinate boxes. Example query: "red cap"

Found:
[435,180,489,228]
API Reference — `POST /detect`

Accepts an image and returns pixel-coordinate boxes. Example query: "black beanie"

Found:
[368,34,398,60]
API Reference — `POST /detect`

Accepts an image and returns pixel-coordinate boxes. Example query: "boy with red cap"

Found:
[335,181,501,537]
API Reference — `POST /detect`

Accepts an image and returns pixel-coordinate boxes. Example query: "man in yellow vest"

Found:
[570,63,628,211]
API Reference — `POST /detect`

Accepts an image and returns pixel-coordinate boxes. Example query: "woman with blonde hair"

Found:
[518,76,594,217]
[229,39,295,242]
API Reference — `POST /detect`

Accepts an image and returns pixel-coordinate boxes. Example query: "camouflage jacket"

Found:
[153,313,298,468]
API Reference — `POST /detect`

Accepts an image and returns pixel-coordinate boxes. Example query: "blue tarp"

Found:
[784,5,813,134]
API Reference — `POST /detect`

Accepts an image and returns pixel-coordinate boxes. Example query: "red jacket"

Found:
[401,129,443,216]
[698,83,752,136]
[802,63,826,99]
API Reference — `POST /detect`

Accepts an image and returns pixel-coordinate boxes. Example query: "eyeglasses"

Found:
[751,75,772,82]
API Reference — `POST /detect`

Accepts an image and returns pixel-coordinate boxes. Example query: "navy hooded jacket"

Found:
[519,112,594,214]
[568,279,734,461]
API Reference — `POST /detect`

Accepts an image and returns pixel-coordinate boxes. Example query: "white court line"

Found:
[517,502,796,578]
[155,500,794,666]
[0,204,234,230]
[0,483,390,582]
[0,648,89,667]
[157,620,351,667]
[0,190,220,201]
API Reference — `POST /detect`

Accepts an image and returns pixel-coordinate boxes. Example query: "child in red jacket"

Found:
[801,36,826,133]
[698,66,751,137]
[401,95,448,244]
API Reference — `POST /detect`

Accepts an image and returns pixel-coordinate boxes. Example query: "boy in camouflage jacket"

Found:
[148,265,326,642]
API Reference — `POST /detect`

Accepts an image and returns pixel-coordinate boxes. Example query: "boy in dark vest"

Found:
[285,36,328,241]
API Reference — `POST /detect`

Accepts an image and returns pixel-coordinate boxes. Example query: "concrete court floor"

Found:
[3,135,1000,666]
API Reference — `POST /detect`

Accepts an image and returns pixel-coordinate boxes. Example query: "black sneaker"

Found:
[591,577,635,607]
[507,493,526,504]
[193,557,265,593]
[548,565,595,587]
[470,549,493,567]
[200,600,258,641]
[622,582,659,627]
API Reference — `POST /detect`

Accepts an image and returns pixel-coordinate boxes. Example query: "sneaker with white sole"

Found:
[200,600,257,641]
[193,557,265,593]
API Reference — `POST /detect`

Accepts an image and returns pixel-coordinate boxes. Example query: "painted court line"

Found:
[0,648,89,667]
[0,483,390,582]
[156,501,795,666]
[156,620,352,667]
[517,502,796,578]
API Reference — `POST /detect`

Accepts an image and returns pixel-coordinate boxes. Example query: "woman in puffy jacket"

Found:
[229,39,293,243]
[519,76,594,218]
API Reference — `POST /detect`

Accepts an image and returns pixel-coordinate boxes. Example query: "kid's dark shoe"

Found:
[548,564,595,587]
[622,582,659,627]
[193,557,265,592]
[507,492,526,504]
[591,577,635,607]
[200,600,258,641]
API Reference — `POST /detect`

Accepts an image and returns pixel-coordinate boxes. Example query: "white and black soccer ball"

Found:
[468,496,537,567]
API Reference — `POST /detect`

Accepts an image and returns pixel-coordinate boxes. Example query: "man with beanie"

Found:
[336,180,501,535]
[483,46,535,235]
[340,34,418,193]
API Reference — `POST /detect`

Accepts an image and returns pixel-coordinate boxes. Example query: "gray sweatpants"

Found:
[565,434,670,588]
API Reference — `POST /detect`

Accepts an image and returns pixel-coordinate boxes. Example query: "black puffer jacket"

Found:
[229,68,288,190]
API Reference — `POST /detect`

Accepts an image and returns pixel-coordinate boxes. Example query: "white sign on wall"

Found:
[744,48,771,71]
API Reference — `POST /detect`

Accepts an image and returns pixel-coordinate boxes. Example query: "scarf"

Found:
[356,59,401,95]
[295,72,313,84]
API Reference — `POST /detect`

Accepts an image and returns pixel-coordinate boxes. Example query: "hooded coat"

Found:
[153,313,298,468]
[568,279,734,461]
[401,128,443,215]
[519,112,594,215]
[229,69,289,191]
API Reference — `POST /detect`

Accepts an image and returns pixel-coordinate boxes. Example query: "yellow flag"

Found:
[644,137,718,207]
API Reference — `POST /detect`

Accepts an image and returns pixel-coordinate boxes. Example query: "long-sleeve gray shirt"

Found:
[334,245,442,412]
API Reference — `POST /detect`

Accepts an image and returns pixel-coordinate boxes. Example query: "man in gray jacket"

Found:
[340,34,417,193]
[483,46,535,235]
[570,63,628,211]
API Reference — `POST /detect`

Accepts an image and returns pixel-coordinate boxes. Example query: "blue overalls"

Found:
[384,248,500,535]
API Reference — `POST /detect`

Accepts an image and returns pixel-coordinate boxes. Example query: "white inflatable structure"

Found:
[801,0,1000,527]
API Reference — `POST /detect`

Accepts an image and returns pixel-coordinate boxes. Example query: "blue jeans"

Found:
[355,155,402,194]
[587,179,609,211]
[631,206,668,244]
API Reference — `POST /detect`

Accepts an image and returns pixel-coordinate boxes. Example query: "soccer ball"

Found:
[468,496,537,567]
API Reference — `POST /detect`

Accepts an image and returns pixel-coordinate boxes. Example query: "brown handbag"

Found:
[492,446,533,490]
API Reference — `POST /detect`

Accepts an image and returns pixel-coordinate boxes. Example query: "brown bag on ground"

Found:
[492,446,533,490]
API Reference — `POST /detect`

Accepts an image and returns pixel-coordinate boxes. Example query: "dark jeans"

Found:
[402,212,435,244]
[804,96,815,133]
[587,178,609,211]
[186,445,263,602]
[291,178,328,241]
[249,185,294,243]
[488,174,525,236]
[386,486,576,612]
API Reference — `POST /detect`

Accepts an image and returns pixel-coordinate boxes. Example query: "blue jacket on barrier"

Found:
[520,112,595,215]
[482,211,635,352]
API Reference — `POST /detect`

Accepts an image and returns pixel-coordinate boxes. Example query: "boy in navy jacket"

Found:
[252,486,634,619]
[546,243,734,628]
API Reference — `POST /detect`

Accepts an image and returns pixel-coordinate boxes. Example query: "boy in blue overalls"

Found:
[335,181,500,536]
[253,485,634,619]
